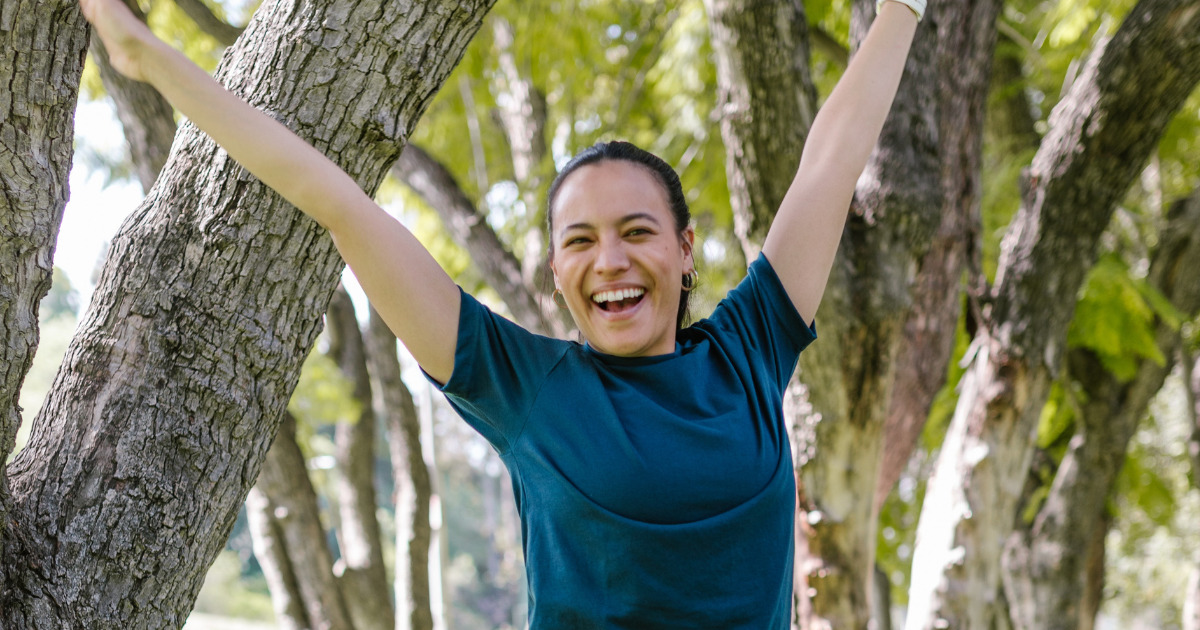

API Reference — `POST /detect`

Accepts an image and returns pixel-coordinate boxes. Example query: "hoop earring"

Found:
[553,289,568,308]
[681,269,698,292]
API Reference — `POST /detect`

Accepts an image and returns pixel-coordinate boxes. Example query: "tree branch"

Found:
[89,26,178,192]
[326,287,394,630]
[392,144,564,337]
[172,0,245,46]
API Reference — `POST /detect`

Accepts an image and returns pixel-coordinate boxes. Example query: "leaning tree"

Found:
[0,0,495,626]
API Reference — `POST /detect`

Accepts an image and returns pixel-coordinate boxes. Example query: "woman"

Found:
[80,0,921,626]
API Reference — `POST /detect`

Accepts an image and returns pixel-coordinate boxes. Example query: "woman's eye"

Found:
[626,228,650,237]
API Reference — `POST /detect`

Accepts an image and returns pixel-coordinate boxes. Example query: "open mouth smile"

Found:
[591,287,646,313]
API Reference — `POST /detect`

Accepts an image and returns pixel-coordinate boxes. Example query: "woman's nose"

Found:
[594,238,631,274]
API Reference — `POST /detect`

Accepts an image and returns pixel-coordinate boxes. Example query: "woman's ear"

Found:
[681,227,696,270]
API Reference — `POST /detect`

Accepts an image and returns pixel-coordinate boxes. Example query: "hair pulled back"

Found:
[547,140,694,329]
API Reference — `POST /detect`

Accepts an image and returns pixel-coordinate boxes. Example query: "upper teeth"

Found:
[592,288,645,304]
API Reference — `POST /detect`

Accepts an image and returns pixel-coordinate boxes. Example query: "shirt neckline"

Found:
[582,341,683,366]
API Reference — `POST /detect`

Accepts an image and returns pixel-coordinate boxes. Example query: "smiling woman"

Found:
[547,148,695,357]
[78,0,921,624]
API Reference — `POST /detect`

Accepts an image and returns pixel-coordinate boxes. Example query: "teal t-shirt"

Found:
[432,255,815,629]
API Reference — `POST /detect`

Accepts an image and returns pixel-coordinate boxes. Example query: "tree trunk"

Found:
[876,0,1002,510]
[791,0,943,626]
[365,308,434,630]
[488,14,559,324]
[702,0,945,626]
[245,484,310,630]
[249,412,354,630]
[1002,189,1200,630]
[1079,509,1109,630]
[0,0,90,591]
[702,0,817,263]
[88,0,177,193]
[326,287,394,630]
[906,3,1200,628]
[2,0,495,625]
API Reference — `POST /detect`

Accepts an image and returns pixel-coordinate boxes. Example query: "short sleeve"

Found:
[425,289,570,453]
[700,254,817,388]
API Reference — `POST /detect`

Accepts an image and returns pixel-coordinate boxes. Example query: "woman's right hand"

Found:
[79,0,158,82]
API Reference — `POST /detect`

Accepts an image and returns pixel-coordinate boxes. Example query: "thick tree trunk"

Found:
[365,308,434,630]
[0,0,90,592]
[250,411,354,630]
[326,287,394,630]
[2,0,494,625]
[702,0,943,627]
[1002,190,1200,630]
[88,0,177,192]
[791,1,943,626]
[702,0,817,263]
[906,3,1200,628]
[392,146,561,337]
[876,0,1001,510]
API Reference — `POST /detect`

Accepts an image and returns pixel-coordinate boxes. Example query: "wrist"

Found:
[876,0,924,21]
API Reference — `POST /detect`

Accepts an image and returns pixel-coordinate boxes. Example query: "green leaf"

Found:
[1067,254,1171,383]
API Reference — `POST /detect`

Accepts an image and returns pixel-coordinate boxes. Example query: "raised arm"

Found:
[760,0,920,324]
[80,0,460,382]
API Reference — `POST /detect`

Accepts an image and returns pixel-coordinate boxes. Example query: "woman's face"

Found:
[550,160,694,357]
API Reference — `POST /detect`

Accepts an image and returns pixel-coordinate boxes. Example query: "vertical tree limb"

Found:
[876,0,1003,510]
[88,0,177,192]
[326,286,394,630]
[365,308,434,630]
[251,411,354,630]
[0,0,90,591]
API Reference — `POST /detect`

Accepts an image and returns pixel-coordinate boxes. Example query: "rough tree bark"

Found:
[875,0,1001,510]
[248,411,354,630]
[905,3,1200,628]
[702,0,817,263]
[0,0,90,588]
[791,2,940,625]
[326,287,394,630]
[1002,189,1200,630]
[88,0,177,193]
[1,0,495,625]
[365,308,434,630]
[702,0,943,626]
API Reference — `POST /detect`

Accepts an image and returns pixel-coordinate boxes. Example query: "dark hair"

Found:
[546,141,694,328]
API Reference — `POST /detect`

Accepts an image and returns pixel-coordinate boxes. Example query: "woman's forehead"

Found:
[552,161,672,226]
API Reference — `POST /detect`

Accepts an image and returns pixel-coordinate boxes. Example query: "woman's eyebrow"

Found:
[560,212,662,235]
